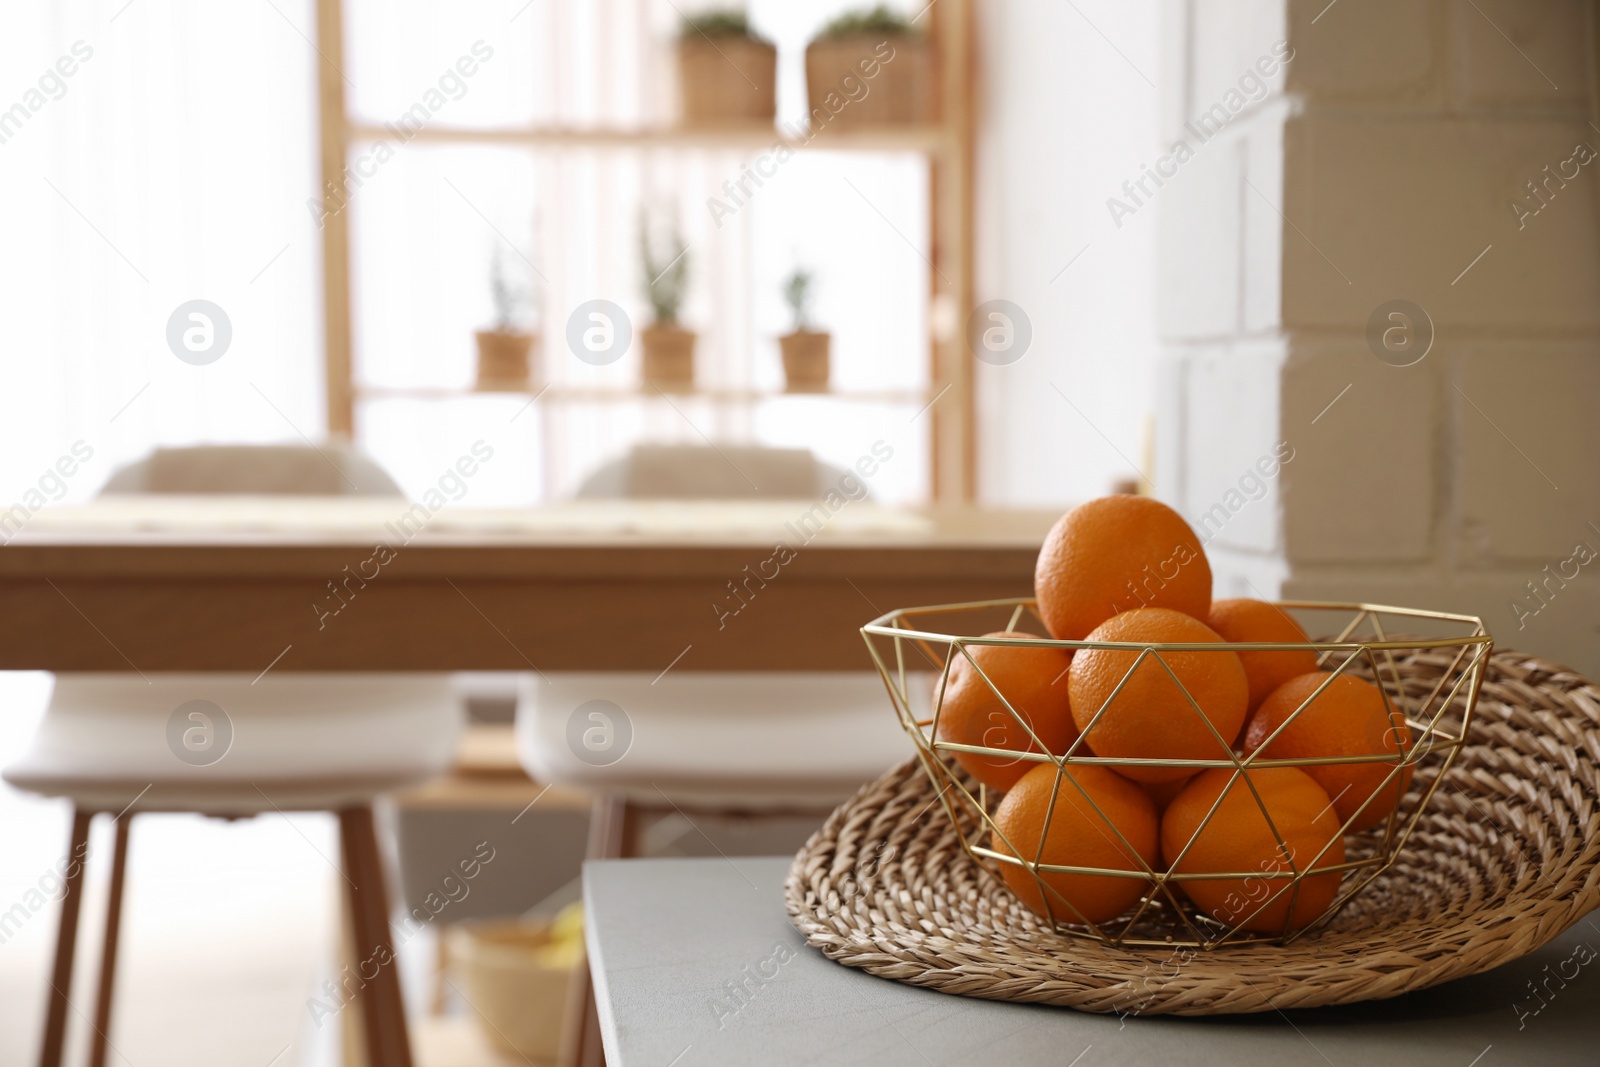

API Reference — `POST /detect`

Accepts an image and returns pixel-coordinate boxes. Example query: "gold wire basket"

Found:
[860,598,1493,950]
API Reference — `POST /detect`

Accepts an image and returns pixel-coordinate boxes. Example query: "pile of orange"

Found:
[935,494,1414,934]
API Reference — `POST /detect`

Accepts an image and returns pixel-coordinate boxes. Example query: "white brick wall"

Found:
[1241,111,1288,332]
[1286,0,1438,102]
[1455,344,1600,560]
[1189,0,1290,110]
[1279,342,1438,562]
[1451,0,1590,108]
[1181,340,1286,554]
[1158,0,1600,676]
[1281,568,1600,687]
[1282,113,1600,332]
[1158,133,1248,337]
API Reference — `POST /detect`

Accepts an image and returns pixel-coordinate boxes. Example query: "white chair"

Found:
[5,675,460,1067]
[3,445,459,1067]
[522,445,921,1067]
[516,671,921,1067]
[573,443,857,499]
[99,441,401,497]
[516,673,917,814]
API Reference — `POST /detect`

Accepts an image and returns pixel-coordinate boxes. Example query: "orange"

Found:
[1243,671,1414,832]
[1067,608,1249,783]
[1034,495,1212,641]
[1162,767,1345,934]
[991,762,1159,925]
[934,632,1078,792]
[1206,598,1320,711]
[1141,776,1192,812]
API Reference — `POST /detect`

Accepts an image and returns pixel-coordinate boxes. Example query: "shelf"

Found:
[345,121,953,155]
[320,0,976,500]
[355,384,931,404]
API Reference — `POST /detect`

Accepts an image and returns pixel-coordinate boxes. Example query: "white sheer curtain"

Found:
[0,0,932,510]
[0,0,322,510]
[0,11,333,1062]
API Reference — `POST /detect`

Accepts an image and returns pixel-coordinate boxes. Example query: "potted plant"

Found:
[474,246,538,390]
[639,214,695,392]
[677,10,776,127]
[778,267,829,392]
[805,5,930,131]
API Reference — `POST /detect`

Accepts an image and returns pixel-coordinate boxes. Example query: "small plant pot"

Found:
[780,330,831,393]
[641,324,696,392]
[677,37,777,126]
[474,329,537,390]
[805,35,930,130]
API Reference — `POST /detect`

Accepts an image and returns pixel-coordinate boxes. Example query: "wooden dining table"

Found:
[0,499,1056,675]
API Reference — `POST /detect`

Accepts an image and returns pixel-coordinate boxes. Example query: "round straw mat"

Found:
[785,650,1600,1015]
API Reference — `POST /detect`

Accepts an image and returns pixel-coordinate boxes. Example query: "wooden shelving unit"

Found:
[345,120,957,154]
[314,0,977,501]
[353,384,931,404]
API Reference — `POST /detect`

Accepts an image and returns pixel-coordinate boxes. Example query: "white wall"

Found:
[1156,0,1600,678]
[976,0,1162,506]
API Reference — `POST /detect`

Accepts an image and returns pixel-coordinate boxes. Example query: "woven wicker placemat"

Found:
[785,650,1600,1015]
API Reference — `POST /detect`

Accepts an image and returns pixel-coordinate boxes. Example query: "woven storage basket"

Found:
[786,649,1600,1015]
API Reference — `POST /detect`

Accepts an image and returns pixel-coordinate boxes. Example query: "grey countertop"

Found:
[584,856,1599,1067]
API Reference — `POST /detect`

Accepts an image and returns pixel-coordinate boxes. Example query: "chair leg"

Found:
[337,858,368,1067]
[87,813,133,1067]
[585,794,639,862]
[39,808,92,1067]
[338,806,413,1067]
[559,795,638,1067]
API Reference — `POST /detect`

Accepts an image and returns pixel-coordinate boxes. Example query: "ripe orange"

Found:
[1243,671,1414,832]
[1067,608,1249,783]
[991,762,1159,925]
[1141,776,1192,812]
[934,632,1078,792]
[1206,598,1320,711]
[1162,768,1345,934]
[1034,495,1212,641]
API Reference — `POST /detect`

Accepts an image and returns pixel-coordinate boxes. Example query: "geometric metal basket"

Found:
[860,598,1493,950]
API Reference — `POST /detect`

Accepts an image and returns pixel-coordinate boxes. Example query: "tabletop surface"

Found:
[585,857,1599,1067]
[0,503,1054,671]
[3,498,1058,551]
